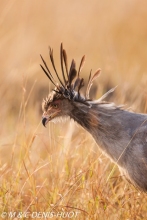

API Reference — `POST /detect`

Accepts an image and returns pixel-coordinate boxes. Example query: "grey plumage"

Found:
[40,44,147,191]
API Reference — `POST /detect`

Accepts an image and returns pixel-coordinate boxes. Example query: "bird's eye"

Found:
[52,103,58,108]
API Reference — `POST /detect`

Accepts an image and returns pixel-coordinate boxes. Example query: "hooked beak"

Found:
[42,110,61,127]
[42,117,48,127]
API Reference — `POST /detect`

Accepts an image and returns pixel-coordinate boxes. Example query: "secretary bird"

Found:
[40,44,147,191]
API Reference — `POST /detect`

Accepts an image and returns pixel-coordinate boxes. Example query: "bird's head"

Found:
[42,89,74,126]
[40,43,101,127]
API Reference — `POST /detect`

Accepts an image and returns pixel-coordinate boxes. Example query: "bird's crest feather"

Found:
[40,44,112,106]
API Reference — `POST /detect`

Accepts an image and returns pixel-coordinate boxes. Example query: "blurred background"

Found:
[1,0,147,121]
[1,0,147,218]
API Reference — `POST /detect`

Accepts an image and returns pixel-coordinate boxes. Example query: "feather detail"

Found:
[97,86,118,102]
[68,59,77,87]
[88,86,117,104]
[40,63,57,87]
[63,49,69,80]
[49,47,65,88]
[78,78,84,98]
[73,77,81,90]
[40,55,54,80]
[77,55,85,77]
[40,44,101,105]
[60,43,67,85]
[86,69,101,99]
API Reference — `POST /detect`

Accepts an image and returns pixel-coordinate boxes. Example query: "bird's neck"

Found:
[70,103,129,163]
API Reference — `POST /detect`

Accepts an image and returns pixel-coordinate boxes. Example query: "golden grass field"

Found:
[1,1,147,219]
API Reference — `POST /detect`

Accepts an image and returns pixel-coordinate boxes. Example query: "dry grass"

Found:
[1,1,147,219]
